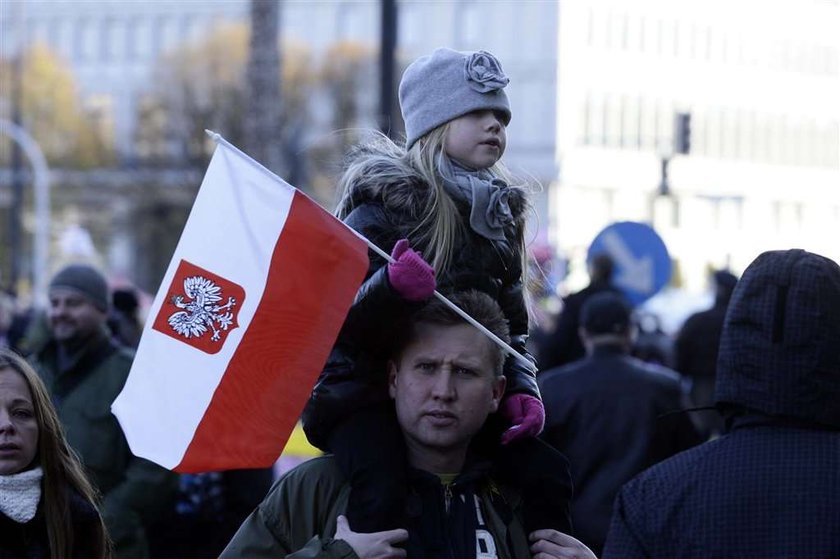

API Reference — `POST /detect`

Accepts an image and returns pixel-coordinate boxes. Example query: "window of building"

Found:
[658,102,675,149]
[775,201,803,232]
[130,18,153,60]
[671,20,680,57]
[825,121,840,167]
[457,1,481,46]
[703,25,712,61]
[708,108,724,158]
[621,95,639,147]
[656,19,665,55]
[677,21,693,59]
[636,96,646,148]
[827,46,839,76]
[637,16,646,51]
[606,95,622,146]
[729,109,741,159]
[742,111,757,162]
[588,92,605,145]
[55,19,74,60]
[100,19,113,61]
[581,95,592,145]
[620,12,630,50]
[693,107,707,156]
[604,11,614,49]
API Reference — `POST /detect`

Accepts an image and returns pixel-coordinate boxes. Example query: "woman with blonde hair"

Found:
[0,348,111,558]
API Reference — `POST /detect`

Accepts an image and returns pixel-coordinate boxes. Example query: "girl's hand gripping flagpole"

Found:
[202,130,537,375]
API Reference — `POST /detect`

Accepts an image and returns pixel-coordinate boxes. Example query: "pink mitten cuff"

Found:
[499,394,545,444]
[387,239,436,302]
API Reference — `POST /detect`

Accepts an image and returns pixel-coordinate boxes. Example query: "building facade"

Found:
[553,0,840,292]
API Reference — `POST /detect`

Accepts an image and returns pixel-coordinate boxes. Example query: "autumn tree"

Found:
[0,42,114,167]
[138,23,315,173]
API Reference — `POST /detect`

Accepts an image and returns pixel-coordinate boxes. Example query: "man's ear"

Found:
[387,360,398,399]
[489,376,506,412]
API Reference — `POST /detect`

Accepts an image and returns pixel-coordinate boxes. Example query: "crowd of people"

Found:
[2,46,838,559]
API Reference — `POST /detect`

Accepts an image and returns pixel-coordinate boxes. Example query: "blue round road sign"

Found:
[587,221,671,306]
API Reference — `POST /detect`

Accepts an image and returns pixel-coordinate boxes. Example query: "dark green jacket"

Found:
[31,329,177,559]
[220,456,532,559]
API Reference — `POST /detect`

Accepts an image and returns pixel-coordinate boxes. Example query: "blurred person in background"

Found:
[674,269,738,438]
[540,253,621,370]
[603,249,840,558]
[29,264,176,559]
[147,467,274,559]
[107,287,143,349]
[1,348,111,559]
[0,291,15,349]
[630,311,675,368]
[539,292,702,556]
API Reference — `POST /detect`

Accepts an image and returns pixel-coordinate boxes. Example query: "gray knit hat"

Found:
[399,48,511,149]
[49,264,109,312]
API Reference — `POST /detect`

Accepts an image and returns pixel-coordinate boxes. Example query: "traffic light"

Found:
[674,112,692,155]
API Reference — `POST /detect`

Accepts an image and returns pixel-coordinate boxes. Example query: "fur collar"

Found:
[335,142,528,227]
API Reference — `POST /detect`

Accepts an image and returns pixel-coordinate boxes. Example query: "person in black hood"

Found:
[602,249,840,558]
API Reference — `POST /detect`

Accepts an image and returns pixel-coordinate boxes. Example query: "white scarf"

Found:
[0,467,43,523]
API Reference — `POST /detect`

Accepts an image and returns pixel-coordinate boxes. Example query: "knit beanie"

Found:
[399,47,511,150]
[49,264,109,312]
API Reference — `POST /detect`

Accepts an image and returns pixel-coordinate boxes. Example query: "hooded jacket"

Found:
[602,249,840,558]
[302,145,537,449]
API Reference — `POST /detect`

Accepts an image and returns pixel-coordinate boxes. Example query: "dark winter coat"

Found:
[540,281,621,370]
[302,151,537,449]
[219,455,533,559]
[30,329,177,559]
[0,489,105,559]
[603,249,840,558]
[674,300,730,435]
[539,345,702,555]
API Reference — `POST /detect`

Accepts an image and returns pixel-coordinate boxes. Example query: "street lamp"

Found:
[0,119,51,308]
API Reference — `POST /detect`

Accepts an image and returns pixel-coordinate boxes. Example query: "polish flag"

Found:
[112,137,369,472]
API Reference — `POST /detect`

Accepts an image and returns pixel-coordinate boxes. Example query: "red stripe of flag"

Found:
[175,191,368,471]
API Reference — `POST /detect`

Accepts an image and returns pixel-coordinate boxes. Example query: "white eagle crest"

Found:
[168,275,237,342]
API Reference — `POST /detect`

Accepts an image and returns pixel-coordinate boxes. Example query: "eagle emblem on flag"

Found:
[152,260,245,354]
[168,276,236,341]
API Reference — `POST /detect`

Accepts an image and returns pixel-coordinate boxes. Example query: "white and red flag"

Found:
[112,135,369,472]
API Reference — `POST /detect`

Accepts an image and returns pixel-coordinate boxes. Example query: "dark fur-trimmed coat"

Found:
[302,148,537,449]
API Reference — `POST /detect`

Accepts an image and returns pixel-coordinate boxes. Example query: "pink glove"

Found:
[387,239,436,302]
[499,394,545,445]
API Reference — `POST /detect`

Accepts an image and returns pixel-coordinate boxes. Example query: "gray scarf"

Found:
[440,157,513,242]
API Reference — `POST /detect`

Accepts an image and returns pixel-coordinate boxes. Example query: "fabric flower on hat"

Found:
[464,50,509,93]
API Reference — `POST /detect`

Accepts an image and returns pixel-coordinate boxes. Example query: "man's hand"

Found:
[334,515,408,559]
[529,530,597,559]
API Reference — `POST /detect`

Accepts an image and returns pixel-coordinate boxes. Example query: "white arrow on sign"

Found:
[601,230,655,294]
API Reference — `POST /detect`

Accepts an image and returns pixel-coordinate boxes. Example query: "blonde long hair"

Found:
[335,127,530,278]
[0,349,111,559]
